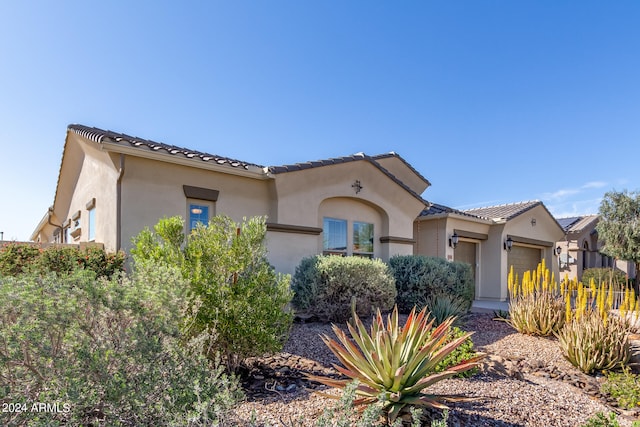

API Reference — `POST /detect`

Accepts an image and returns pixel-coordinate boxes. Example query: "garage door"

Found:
[455,241,476,281]
[508,245,542,283]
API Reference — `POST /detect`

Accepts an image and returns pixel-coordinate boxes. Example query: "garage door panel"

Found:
[508,246,541,281]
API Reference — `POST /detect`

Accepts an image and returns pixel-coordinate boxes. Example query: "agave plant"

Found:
[307,305,484,423]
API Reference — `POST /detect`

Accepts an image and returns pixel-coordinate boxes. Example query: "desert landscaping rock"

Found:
[228,313,639,426]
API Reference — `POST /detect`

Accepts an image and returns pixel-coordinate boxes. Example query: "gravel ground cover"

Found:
[227,313,639,426]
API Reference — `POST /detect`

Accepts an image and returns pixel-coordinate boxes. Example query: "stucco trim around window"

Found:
[266,223,323,235]
[380,236,416,245]
[183,185,219,202]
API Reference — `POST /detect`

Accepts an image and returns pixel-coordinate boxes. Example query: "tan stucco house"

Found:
[31,124,430,275]
[556,215,635,282]
[415,200,565,301]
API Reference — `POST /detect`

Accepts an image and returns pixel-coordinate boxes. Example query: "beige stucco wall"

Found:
[119,155,271,252]
[272,161,424,236]
[40,133,428,276]
[414,217,447,258]
[44,133,119,250]
[119,154,424,274]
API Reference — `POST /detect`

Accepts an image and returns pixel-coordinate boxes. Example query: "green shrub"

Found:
[0,242,40,275]
[581,411,640,427]
[132,215,293,372]
[601,367,640,409]
[434,326,479,378]
[0,267,242,426]
[389,255,474,314]
[0,243,125,278]
[291,255,397,322]
[581,268,630,288]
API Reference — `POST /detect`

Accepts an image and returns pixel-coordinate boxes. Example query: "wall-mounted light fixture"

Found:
[531,218,537,227]
[555,246,562,256]
[504,236,513,251]
[449,232,459,249]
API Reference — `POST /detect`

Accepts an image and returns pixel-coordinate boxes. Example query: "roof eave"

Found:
[417,212,493,224]
[30,209,52,241]
[99,141,270,180]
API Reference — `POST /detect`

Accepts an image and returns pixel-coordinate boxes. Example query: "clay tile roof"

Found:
[419,203,479,219]
[463,200,542,221]
[68,124,263,170]
[268,154,364,174]
[370,152,431,187]
[268,153,428,205]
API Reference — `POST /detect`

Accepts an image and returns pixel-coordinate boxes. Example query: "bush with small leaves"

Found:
[389,255,474,314]
[132,215,293,372]
[0,242,41,275]
[581,268,630,289]
[581,411,640,427]
[0,242,125,278]
[291,255,397,322]
[601,367,640,409]
[0,267,242,426]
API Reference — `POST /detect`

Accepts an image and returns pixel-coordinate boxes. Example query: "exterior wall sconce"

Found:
[449,232,459,249]
[531,218,536,226]
[504,236,513,251]
[555,246,562,256]
[352,180,363,194]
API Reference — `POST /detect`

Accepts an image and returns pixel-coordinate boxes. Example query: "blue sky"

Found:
[1,1,638,240]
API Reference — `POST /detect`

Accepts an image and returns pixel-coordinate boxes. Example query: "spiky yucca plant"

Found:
[557,313,630,374]
[425,293,469,327]
[307,305,484,423]
[507,262,565,336]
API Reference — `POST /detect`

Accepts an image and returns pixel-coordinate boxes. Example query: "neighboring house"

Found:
[31,124,430,275]
[415,201,565,302]
[556,215,635,282]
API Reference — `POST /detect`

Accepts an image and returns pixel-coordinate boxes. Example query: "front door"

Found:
[455,240,477,289]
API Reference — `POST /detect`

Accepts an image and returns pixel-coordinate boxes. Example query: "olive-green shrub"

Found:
[388,255,474,314]
[131,215,293,372]
[581,267,629,288]
[291,255,397,322]
[0,242,125,278]
[0,267,242,426]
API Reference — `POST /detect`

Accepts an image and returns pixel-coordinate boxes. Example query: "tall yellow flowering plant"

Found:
[508,261,639,373]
